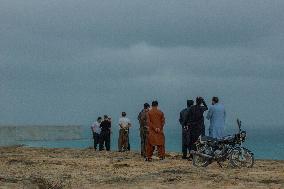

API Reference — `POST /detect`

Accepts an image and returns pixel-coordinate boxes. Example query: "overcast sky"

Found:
[1,0,284,129]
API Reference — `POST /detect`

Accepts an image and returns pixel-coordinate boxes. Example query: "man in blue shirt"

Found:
[206,97,226,139]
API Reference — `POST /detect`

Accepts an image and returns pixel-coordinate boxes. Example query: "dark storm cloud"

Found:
[1,0,284,48]
[1,0,284,126]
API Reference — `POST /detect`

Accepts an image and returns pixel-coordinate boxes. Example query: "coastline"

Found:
[0,146,283,189]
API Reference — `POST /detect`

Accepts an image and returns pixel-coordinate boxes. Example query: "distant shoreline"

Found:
[1,125,284,160]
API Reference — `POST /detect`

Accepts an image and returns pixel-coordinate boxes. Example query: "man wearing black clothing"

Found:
[138,103,150,157]
[99,115,111,151]
[186,97,208,152]
[179,100,194,159]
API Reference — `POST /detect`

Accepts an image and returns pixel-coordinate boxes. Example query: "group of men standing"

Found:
[91,113,132,152]
[179,96,226,159]
[91,100,166,161]
[91,97,225,161]
[91,115,112,151]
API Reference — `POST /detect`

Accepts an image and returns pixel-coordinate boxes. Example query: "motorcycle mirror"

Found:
[237,118,242,132]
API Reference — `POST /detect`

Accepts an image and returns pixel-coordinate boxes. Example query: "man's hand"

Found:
[155,128,160,133]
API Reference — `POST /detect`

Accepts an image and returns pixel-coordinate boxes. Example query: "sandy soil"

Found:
[0,146,283,189]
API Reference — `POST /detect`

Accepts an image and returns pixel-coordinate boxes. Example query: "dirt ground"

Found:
[0,146,283,189]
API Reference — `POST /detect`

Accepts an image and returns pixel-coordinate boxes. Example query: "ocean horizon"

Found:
[13,124,284,160]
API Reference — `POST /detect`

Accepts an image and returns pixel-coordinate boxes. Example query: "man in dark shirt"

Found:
[186,97,208,152]
[138,103,150,157]
[99,115,111,151]
[179,100,194,159]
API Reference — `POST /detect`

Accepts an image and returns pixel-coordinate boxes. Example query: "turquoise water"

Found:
[22,125,284,160]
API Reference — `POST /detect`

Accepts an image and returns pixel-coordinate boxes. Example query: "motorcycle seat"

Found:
[219,135,235,143]
[222,135,234,140]
[200,136,218,142]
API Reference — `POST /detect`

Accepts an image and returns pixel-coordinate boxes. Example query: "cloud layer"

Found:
[1,0,284,128]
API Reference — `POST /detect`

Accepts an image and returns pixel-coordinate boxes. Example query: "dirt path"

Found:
[0,147,283,189]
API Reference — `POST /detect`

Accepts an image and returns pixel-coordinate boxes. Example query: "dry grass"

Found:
[0,147,283,189]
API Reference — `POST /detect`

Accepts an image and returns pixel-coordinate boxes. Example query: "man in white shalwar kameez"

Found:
[206,97,226,139]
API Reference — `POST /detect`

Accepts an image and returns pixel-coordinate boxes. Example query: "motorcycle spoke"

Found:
[230,148,254,168]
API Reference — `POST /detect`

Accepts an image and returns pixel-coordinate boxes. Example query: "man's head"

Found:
[104,115,108,120]
[152,100,158,107]
[122,112,126,117]
[212,97,219,105]
[196,97,203,106]
[144,103,150,110]
[97,117,102,123]
[187,100,194,107]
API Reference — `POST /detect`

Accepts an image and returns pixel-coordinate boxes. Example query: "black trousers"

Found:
[188,128,202,152]
[201,124,205,136]
[93,132,100,150]
[99,131,110,151]
[182,128,191,157]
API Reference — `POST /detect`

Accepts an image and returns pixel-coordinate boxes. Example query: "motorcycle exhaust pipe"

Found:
[190,150,213,159]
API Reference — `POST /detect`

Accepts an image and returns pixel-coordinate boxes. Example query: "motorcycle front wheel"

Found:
[192,154,210,167]
[229,147,254,168]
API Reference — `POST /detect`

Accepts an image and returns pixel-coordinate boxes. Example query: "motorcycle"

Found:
[190,119,254,168]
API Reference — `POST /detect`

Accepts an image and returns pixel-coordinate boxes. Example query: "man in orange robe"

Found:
[146,100,166,161]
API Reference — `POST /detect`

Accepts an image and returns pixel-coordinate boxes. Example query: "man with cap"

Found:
[99,115,111,151]
[179,100,194,159]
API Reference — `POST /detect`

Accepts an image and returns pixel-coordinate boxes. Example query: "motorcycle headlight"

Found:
[240,131,246,138]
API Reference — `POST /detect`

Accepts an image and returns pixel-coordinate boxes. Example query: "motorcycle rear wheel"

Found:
[229,147,254,168]
[192,154,210,167]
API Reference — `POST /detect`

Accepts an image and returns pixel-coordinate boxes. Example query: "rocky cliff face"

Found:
[0,147,283,189]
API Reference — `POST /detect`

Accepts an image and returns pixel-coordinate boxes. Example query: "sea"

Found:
[20,124,284,160]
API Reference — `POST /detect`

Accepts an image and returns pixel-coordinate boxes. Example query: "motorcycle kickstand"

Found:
[217,161,223,168]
